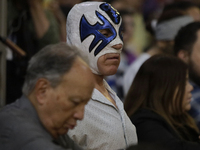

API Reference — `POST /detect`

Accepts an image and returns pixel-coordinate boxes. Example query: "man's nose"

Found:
[112,43,123,50]
[74,106,85,120]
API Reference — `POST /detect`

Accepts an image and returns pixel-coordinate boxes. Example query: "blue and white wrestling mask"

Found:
[67,2,123,75]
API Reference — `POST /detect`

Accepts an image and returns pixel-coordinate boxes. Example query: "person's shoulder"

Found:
[0,103,33,135]
[0,105,29,149]
[0,103,23,122]
[0,101,42,133]
[130,108,165,125]
[127,53,150,68]
[0,104,54,150]
[123,53,151,81]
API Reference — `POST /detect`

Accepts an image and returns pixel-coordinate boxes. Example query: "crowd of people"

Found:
[1,0,200,150]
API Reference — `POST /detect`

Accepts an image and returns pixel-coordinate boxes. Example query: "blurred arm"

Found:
[28,0,50,39]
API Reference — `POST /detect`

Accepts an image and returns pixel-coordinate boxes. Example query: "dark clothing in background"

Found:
[6,0,60,104]
[130,108,200,150]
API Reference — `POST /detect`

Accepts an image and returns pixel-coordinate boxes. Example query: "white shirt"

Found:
[68,80,138,150]
[123,53,150,96]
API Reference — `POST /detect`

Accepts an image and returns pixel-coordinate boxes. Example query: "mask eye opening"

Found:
[98,28,113,37]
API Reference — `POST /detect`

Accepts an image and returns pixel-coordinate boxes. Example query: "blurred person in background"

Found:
[6,0,60,104]
[174,22,200,131]
[163,1,200,21]
[44,0,68,42]
[123,9,194,96]
[111,0,150,56]
[125,55,200,150]
[145,0,200,47]
[49,0,83,17]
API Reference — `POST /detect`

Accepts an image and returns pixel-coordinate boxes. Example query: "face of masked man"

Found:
[67,2,123,75]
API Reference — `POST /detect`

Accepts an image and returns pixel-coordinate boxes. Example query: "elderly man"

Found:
[0,43,95,150]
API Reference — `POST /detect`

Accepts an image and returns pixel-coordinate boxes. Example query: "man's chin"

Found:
[58,128,69,136]
[106,69,118,76]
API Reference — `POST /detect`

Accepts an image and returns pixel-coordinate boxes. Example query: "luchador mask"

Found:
[67,2,123,74]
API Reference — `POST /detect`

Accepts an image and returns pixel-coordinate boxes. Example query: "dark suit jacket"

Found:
[130,108,200,150]
[0,95,82,150]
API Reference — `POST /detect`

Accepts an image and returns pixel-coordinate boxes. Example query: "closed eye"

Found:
[70,98,82,106]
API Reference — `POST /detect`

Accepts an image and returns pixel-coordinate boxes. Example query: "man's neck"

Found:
[93,73,105,91]
[93,74,117,108]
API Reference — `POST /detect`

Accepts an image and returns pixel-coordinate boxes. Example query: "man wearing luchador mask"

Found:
[66,2,138,150]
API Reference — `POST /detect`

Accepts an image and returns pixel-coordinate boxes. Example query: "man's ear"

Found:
[177,50,189,63]
[34,78,51,105]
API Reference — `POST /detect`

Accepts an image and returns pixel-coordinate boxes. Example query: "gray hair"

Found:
[22,42,87,96]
